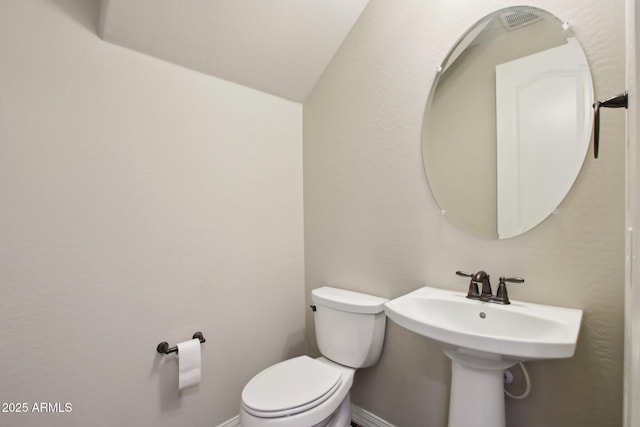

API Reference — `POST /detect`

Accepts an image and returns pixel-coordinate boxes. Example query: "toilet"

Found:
[240,286,388,427]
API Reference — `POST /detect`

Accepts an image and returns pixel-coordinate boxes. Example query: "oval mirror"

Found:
[422,6,593,239]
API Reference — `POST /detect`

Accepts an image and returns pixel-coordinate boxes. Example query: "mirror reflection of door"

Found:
[495,38,592,238]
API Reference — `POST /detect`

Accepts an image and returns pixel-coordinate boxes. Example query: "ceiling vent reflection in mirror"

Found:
[500,7,542,30]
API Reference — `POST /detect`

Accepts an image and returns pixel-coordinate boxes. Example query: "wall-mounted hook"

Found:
[593,91,628,159]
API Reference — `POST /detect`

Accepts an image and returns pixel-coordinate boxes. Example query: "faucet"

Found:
[456,270,492,301]
[475,271,493,301]
[456,271,524,304]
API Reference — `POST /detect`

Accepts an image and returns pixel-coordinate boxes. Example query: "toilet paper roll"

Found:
[177,338,201,391]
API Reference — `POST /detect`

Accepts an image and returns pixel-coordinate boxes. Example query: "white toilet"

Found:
[240,286,388,427]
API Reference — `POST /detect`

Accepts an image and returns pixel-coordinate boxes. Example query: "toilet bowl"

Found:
[240,286,388,427]
[241,356,354,427]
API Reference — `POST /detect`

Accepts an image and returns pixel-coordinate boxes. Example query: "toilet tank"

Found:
[311,286,388,368]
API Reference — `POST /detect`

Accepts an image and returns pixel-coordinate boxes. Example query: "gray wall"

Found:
[304,0,625,426]
[0,1,305,426]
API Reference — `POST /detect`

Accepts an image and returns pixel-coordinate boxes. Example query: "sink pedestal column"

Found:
[444,349,516,427]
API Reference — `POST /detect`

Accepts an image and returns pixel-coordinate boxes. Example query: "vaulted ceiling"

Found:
[99,0,370,102]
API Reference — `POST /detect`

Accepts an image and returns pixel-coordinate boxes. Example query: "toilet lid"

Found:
[242,356,342,417]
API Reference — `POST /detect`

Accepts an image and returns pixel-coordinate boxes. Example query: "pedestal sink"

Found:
[384,286,582,427]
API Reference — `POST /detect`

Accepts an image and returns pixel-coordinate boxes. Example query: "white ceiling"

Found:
[99,0,370,102]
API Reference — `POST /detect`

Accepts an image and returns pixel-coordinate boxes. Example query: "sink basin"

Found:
[384,285,582,361]
[384,285,583,427]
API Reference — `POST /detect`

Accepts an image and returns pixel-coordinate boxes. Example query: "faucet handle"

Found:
[455,271,474,278]
[456,271,480,300]
[493,276,525,305]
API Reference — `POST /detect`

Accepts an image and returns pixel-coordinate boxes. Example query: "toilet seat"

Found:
[242,356,343,418]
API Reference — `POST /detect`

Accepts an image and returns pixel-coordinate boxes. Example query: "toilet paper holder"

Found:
[157,332,206,354]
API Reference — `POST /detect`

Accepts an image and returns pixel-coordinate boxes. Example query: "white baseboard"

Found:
[351,404,395,427]
[218,404,394,427]
[216,415,241,427]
